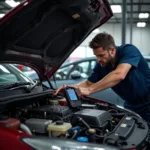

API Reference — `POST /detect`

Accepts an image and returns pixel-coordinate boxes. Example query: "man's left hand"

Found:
[77,87,91,97]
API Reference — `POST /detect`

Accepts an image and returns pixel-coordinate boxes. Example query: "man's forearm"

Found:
[75,80,93,88]
[89,71,123,94]
[63,63,131,97]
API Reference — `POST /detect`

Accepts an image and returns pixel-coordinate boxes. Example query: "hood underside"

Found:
[0,0,112,80]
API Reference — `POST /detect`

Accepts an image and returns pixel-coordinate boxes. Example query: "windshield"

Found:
[0,64,33,85]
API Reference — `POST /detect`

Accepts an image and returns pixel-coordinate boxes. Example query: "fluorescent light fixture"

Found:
[139,13,149,18]
[111,5,122,13]
[137,22,146,27]
[5,0,20,7]
[0,14,5,18]
[92,29,100,34]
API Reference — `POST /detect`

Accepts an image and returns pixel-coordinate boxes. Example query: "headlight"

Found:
[22,137,119,150]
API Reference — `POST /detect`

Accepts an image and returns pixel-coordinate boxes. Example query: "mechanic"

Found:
[54,32,150,124]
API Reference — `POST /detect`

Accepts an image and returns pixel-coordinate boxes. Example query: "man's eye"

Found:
[99,55,105,57]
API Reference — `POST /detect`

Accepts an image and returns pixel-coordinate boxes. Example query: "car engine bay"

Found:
[0,88,149,150]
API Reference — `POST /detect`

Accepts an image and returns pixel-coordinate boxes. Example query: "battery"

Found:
[25,118,52,134]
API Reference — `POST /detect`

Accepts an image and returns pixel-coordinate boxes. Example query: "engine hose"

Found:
[71,130,78,139]
[78,117,90,129]
[20,123,32,135]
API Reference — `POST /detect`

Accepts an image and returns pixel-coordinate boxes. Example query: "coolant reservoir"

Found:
[47,121,72,137]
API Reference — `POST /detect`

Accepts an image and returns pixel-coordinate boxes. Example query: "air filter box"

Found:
[71,109,112,128]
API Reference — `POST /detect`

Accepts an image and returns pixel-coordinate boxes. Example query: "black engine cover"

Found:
[71,109,112,128]
[28,105,71,118]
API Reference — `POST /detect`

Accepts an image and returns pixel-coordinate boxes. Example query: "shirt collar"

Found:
[115,46,119,65]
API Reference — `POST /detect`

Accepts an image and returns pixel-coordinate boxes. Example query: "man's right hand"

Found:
[53,84,77,96]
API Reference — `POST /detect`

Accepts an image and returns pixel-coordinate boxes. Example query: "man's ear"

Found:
[109,47,115,54]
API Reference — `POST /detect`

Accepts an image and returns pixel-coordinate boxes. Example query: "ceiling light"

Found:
[111,5,122,13]
[5,0,20,7]
[137,22,146,27]
[92,29,100,34]
[0,14,5,18]
[139,13,149,18]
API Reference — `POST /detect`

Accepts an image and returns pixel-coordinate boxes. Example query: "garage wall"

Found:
[80,23,150,56]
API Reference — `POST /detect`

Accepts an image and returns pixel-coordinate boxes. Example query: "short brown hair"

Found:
[89,32,115,50]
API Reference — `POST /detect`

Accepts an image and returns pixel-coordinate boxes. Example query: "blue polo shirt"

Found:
[88,44,150,109]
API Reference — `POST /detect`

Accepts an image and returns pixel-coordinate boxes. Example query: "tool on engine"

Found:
[64,87,81,108]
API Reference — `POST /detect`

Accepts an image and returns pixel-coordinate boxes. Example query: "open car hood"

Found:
[0,0,112,81]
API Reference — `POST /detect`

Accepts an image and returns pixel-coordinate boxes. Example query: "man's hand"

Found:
[53,84,91,97]
[53,84,77,96]
[53,80,93,97]
[76,87,91,97]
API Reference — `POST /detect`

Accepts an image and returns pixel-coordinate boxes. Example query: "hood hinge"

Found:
[44,65,54,89]
[44,64,52,76]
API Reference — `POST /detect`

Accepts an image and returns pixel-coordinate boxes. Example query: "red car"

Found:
[0,0,149,150]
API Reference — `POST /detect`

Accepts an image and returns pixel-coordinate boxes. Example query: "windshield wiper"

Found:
[0,82,33,90]
[0,81,41,93]
[26,81,40,92]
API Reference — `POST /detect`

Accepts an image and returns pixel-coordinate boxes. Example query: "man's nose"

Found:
[97,57,101,62]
